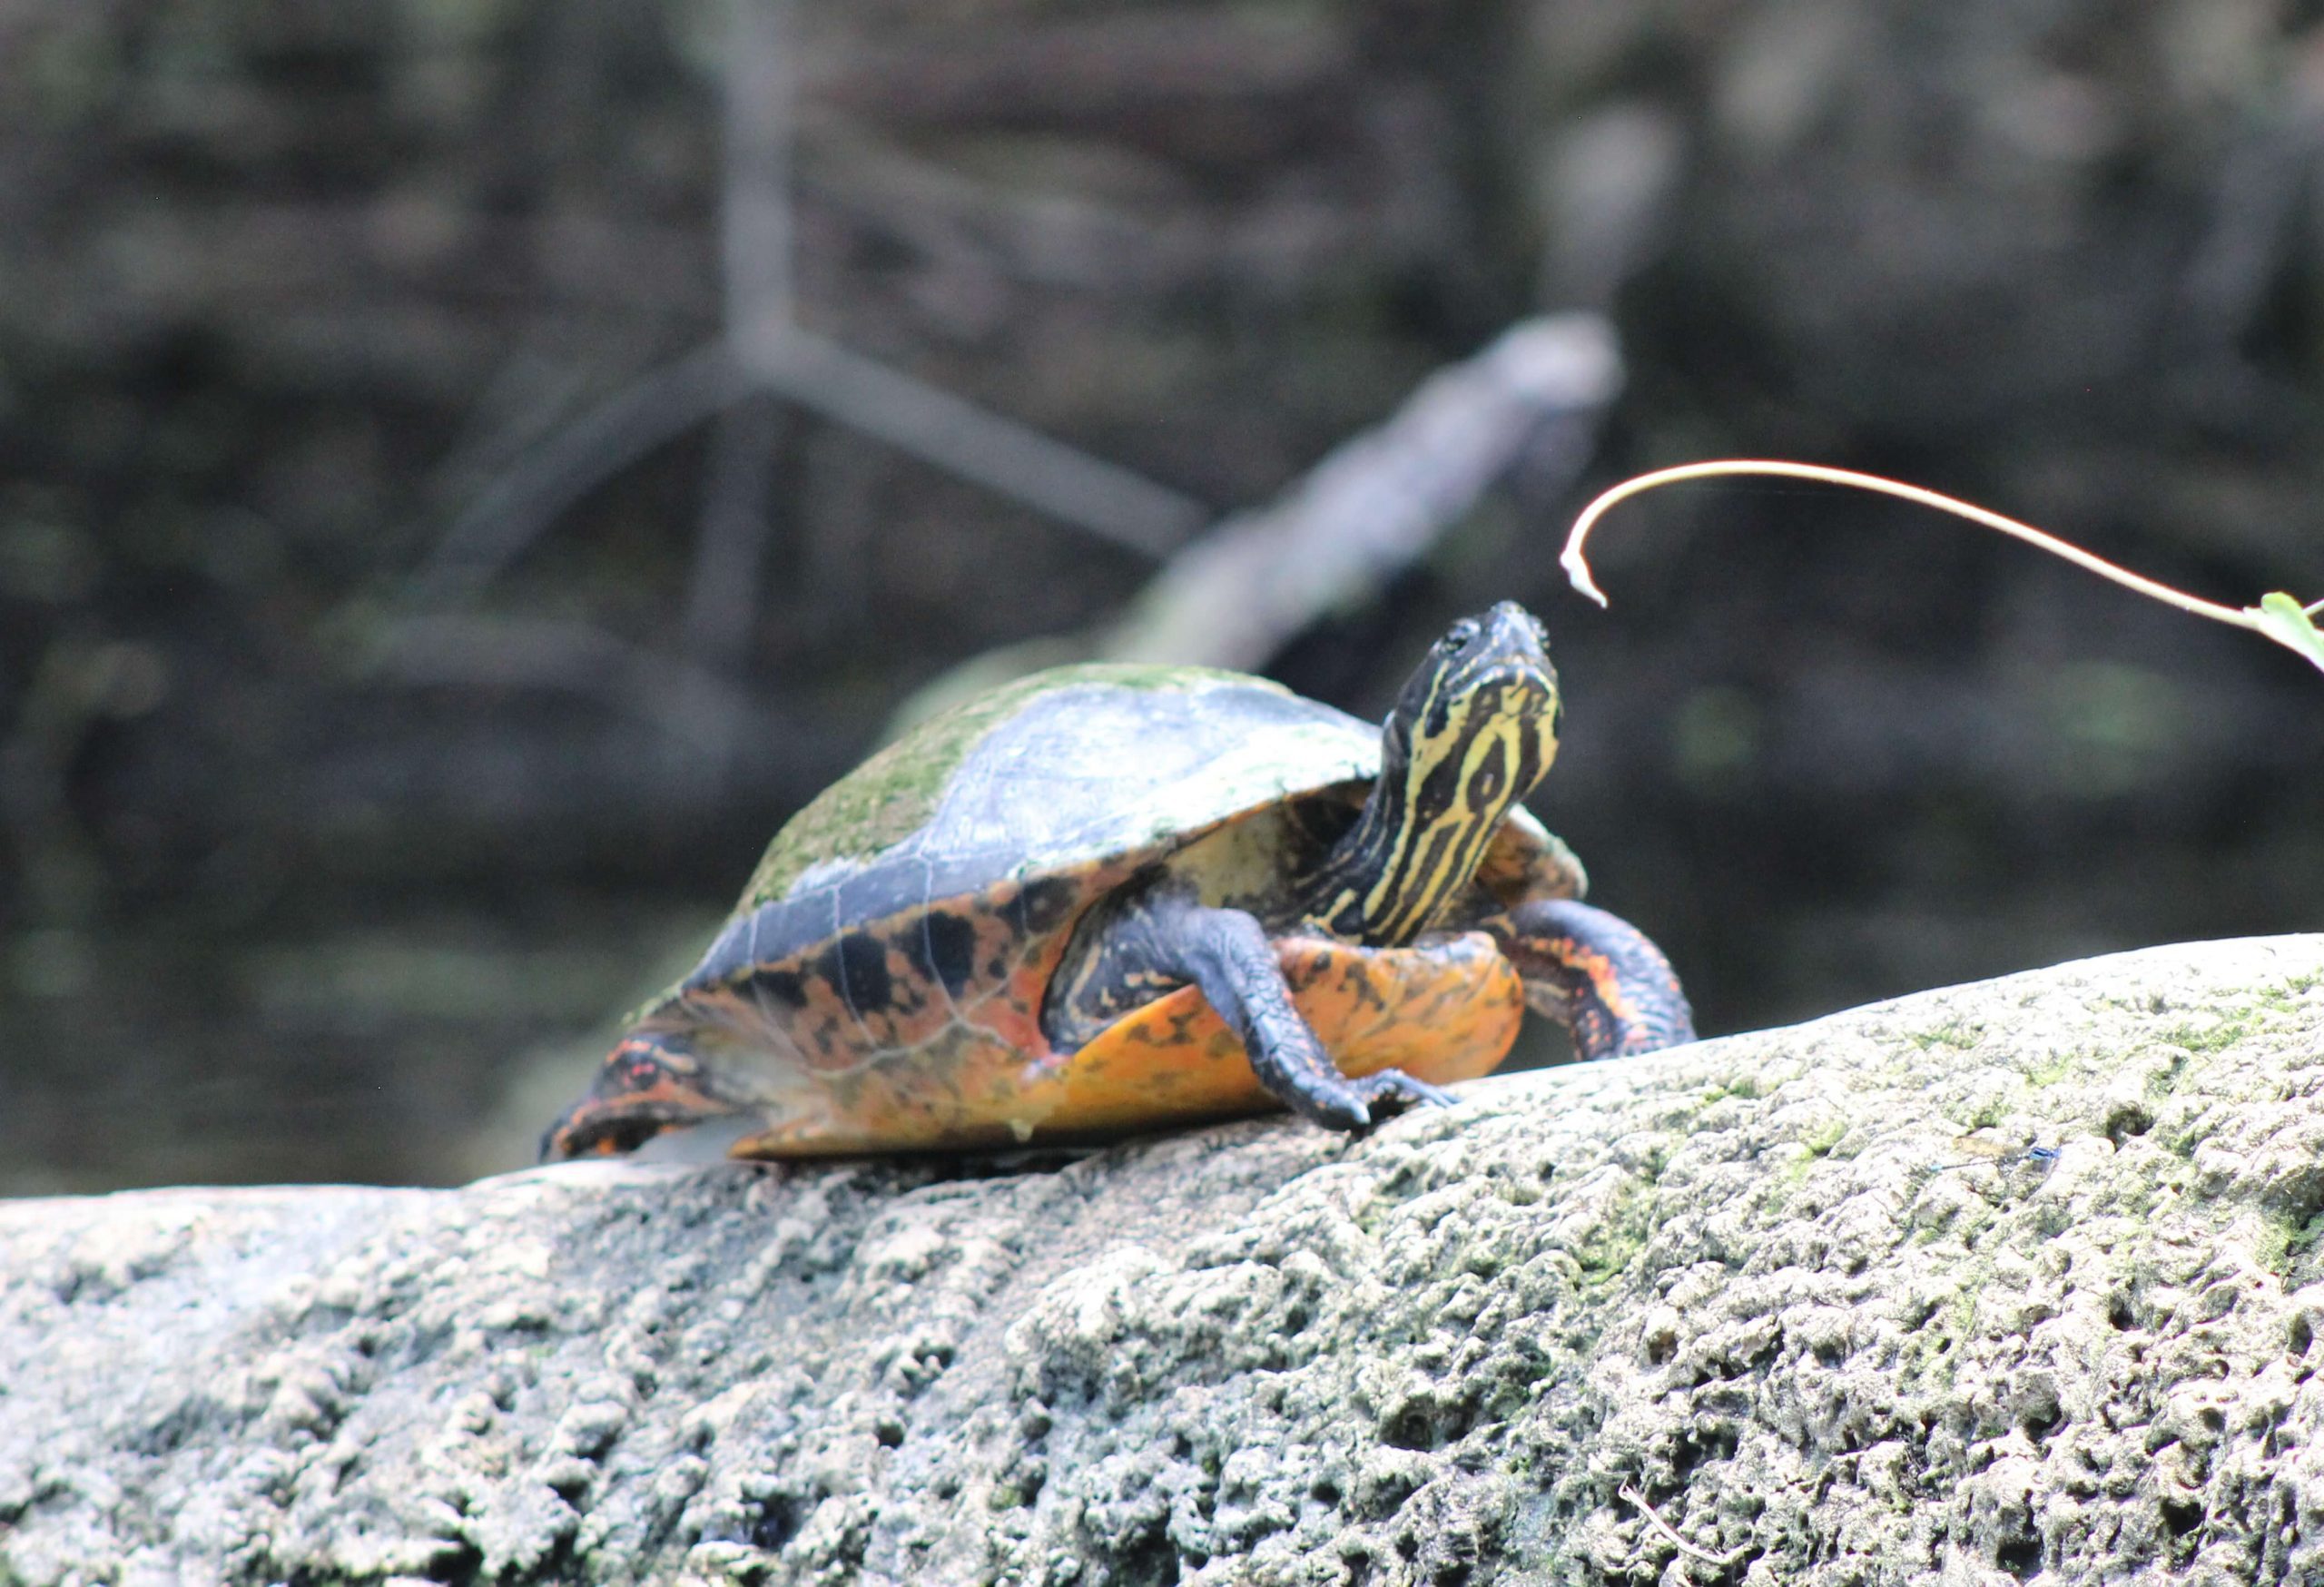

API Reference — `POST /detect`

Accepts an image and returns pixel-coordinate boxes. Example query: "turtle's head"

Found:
[1315,602,1561,942]
[1389,601,1561,782]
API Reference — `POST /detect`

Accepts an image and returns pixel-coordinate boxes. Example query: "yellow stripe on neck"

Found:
[1359,712,1541,943]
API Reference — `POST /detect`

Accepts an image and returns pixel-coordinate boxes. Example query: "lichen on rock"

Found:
[3,935,2322,1584]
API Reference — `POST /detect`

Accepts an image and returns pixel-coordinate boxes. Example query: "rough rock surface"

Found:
[5,935,2324,1587]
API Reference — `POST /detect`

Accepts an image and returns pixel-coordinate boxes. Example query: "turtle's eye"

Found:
[1435,619,1482,658]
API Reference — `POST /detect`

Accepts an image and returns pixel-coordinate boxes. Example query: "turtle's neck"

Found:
[1297,715,1544,945]
[1301,728,1421,938]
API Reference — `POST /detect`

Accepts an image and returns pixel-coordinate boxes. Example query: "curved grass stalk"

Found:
[1561,459,2324,674]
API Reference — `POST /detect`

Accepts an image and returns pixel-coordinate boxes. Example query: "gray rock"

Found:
[5,934,2322,1586]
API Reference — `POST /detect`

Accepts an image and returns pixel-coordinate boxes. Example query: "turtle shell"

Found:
[624,662,1587,1150]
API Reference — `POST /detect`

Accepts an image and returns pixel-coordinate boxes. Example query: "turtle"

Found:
[542,602,1693,1160]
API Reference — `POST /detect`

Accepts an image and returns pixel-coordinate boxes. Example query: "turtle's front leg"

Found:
[1482,898,1696,1060]
[1044,887,1451,1130]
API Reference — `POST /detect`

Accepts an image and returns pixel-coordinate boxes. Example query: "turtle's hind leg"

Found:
[540,1033,750,1160]
[1484,898,1695,1060]
[1045,886,1444,1131]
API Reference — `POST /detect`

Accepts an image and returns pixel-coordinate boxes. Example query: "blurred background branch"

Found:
[1104,313,1622,670]
[408,0,1205,626]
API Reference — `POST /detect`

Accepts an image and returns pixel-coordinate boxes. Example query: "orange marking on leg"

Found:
[1547,942,1636,1024]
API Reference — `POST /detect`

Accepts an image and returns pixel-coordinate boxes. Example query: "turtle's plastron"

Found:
[711,931,1527,1156]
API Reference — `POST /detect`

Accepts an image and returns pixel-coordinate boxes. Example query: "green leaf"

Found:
[2249,592,2324,675]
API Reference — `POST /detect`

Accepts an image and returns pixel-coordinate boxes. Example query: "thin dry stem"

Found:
[1561,459,2250,625]
[1619,1483,1748,1568]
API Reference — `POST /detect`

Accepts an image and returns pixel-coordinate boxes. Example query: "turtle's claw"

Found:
[1346,1068,1462,1117]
